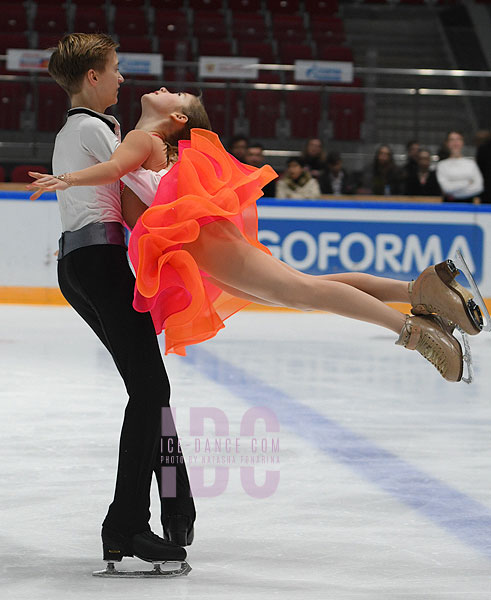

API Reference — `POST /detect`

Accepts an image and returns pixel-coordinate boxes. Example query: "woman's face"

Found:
[306,139,322,157]
[447,132,464,156]
[377,146,391,165]
[142,87,190,116]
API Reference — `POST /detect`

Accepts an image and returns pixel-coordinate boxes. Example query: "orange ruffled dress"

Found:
[128,129,278,356]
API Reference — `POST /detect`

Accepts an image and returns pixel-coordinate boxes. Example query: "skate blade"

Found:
[453,250,491,332]
[92,560,191,578]
[455,326,473,384]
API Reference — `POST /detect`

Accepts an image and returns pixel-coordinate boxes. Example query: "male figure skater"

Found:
[47,33,195,570]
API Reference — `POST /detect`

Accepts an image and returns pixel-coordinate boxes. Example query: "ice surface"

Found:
[1,305,491,600]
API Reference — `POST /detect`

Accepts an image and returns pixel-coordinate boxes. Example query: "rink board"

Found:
[1,193,491,302]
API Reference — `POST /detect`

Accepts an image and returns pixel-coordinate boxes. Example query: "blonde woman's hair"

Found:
[48,33,119,96]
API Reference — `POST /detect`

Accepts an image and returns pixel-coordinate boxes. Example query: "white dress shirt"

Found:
[52,107,162,232]
[436,157,483,199]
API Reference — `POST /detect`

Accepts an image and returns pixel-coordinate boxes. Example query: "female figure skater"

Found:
[29,88,484,383]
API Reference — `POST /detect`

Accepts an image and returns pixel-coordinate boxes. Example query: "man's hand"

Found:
[27,171,69,201]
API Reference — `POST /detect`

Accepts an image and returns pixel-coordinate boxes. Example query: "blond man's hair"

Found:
[48,33,119,96]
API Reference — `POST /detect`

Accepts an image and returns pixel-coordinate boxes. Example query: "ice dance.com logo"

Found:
[259,221,484,282]
[159,407,280,499]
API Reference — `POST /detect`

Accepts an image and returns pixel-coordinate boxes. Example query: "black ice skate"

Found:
[93,528,191,578]
[163,514,195,546]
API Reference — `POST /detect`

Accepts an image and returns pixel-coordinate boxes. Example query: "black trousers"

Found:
[57,244,195,535]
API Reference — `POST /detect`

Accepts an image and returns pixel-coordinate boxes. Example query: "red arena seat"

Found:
[37,35,65,50]
[304,0,339,13]
[201,89,238,137]
[2,4,28,33]
[0,166,5,182]
[310,16,345,45]
[0,33,27,51]
[114,8,148,36]
[118,36,154,53]
[73,8,109,34]
[34,6,68,35]
[158,38,191,60]
[188,0,224,9]
[245,90,282,138]
[37,83,70,132]
[149,0,186,8]
[114,0,147,6]
[0,82,28,130]
[116,85,151,130]
[328,93,364,140]
[286,91,322,138]
[265,0,301,13]
[317,45,353,62]
[239,42,275,63]
[154,10,189,37]
[162,67,196,83]
[194,13,228,38]
[232,13,268,42]
[278,43,314,63]
[11,164,48,183]
[230,0,262,10]
[198,40,234,57]
[272,15,307,43]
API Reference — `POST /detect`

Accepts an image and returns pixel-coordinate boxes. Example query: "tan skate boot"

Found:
[409,260,483,335]
[395,314,463,382]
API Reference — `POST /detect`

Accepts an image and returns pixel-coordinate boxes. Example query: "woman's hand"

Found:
[27,171,69,200]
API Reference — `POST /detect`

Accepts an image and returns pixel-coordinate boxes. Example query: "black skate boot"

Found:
[163,514,195,546]
[101,526,134,562]
[132,530,187,562]
[94,527,191,578]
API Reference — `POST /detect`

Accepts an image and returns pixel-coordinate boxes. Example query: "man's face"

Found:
[287,161,303,180]
[408,142,420,160]
[96,50,124,108]
[246,146,264,167]
[231,140,248,161]
[329,160,342,175]
[417,151,431,171]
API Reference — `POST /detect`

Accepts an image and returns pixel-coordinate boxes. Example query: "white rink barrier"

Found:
[1,193,491,301]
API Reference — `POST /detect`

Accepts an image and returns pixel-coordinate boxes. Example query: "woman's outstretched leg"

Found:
[258,252,411,303]
[187,222,405,334]
[318,272,410,303]
[185,221,464,382]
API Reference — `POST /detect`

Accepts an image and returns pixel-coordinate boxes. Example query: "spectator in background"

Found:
[359,145,402,195]
[476,132,491,204]
[301,138,327,179]
[228,134,249,163]
[245,142,276,197]
[318,152,355,195]
[474,129,491,150]
[404,149,441,196]
[403,139,420,180]
[436,130,483,202]
[276,157,321,200]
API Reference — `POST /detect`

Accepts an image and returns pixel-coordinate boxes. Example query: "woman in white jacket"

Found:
[436,131,483,202]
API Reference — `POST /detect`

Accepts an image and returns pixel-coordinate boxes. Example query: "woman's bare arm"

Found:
[28,130,153,198]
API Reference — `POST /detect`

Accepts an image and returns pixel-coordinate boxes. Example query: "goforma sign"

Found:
[257,201,488,285]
